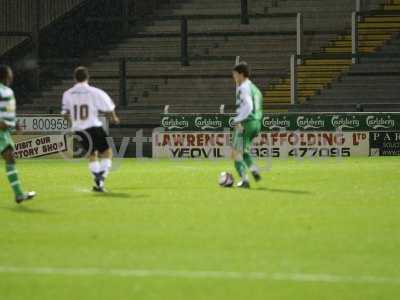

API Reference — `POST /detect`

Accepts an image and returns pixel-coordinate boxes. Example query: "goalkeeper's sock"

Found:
[234,160,248,181]
[6,164,24,197]
[99,158,112,179]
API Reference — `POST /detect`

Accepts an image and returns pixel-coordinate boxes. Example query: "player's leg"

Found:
[93,127,112,192]
[1,144,35,203]
[88,151,100,177]
[92,148,112,192]
[2,146,23,198]
[232,128,250,188]
[243,121,261,181]
[89,151,104,192]
[98,148,112,183]
[75,129,101,191]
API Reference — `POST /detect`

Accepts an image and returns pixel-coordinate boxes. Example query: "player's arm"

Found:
[0,117,14,130]
[233,89,253,125]
[96,89,120,125]
[61,112,71,122]
[0,120,9,130]
[61,92,71,121]
[105,110,120,125]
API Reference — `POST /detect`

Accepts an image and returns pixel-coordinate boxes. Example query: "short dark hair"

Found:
[233,62,250,78]
[0,65,11,82]
[74,66,89,82]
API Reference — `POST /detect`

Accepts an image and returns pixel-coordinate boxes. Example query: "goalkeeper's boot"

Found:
[16,191,36,204]
[237,180,250,189]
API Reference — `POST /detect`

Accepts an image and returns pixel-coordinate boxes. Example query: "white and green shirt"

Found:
[0,83,16,129]
[234,79,263,124]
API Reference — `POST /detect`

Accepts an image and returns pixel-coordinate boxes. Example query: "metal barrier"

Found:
[180,17,189,66]
[290,54,297,105]
[38,56,287,108]
[179,12,303,66]
[352,12,359,64]
[241,0,249,25]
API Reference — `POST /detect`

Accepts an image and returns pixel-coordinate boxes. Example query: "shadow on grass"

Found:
[254,187,312,195]
[121,186,210,191]
[92,192,149,199]
[0,205,52,214]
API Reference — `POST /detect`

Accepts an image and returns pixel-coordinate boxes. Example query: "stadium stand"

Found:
[1,0,399,122]
[306,2,400,112]
[13,0,371,120]
[267,0,400,111]
[304,36,400,112]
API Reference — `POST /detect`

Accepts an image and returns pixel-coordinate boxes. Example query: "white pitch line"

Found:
[0,266,399,285]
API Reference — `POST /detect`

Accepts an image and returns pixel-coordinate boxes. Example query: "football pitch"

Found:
[0,157,399,299]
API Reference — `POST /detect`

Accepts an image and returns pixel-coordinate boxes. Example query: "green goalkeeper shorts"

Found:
[232,119,261,153]
[0,130,14,154]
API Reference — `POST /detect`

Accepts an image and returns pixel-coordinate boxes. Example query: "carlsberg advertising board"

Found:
[160,113,400,132]
[154,113,400,158]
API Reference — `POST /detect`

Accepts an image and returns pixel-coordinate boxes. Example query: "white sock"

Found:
[89,161,100,176]
[99,159,112,178]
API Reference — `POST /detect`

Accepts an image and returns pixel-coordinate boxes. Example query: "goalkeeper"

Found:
[231,62,263,188]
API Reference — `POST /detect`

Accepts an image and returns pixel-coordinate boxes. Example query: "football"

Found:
[218,172,234,187]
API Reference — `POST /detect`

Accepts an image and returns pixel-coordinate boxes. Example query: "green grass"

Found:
[0,157,399,299]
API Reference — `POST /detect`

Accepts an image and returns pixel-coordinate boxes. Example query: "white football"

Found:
[219,172,234,187]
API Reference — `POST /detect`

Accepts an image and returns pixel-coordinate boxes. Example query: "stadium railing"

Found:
[35,7,307,108]
[87,11,304,67]
[37,55,288,109]
[177,12,303,66]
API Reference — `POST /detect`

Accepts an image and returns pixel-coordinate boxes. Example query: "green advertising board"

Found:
[160,113,400,132]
